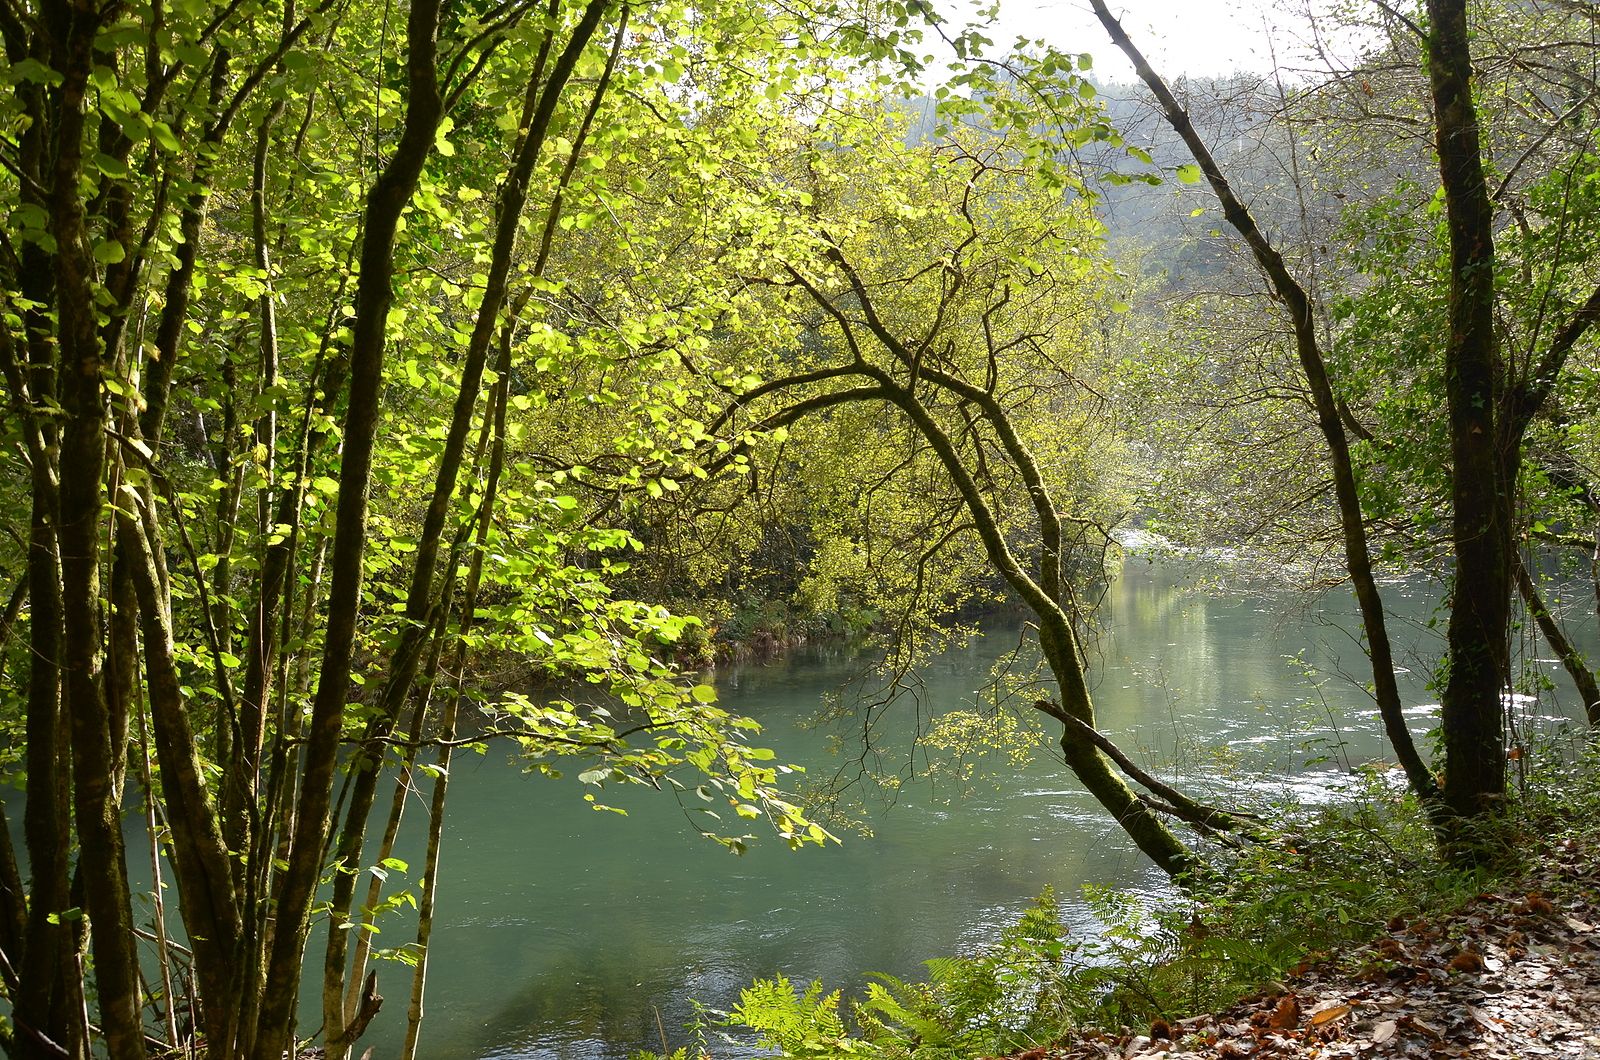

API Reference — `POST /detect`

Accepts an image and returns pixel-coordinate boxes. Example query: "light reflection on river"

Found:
[344,561,1591,1058]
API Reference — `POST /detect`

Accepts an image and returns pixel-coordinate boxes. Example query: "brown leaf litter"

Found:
[1026,837,1600,1060]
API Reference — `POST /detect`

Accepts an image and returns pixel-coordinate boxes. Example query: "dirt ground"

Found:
[1037,837,1600,1060]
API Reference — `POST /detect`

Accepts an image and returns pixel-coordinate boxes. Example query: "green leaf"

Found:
[93,152,129,179]
[12,58,63,85]
[151,122,181,153]
[1175,163,1203,185]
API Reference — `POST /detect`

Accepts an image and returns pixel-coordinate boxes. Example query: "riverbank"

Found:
[1046,831,1600,1059]
[701,752,1600,1060]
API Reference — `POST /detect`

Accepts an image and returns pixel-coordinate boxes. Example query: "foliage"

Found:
[9,0,1597,1052]
[719,891,1078,1060]
[4,0,1076,1054]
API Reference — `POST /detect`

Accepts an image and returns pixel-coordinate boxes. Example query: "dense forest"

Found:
[2,0,1599,1056]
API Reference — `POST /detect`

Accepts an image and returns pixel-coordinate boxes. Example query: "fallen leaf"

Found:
[1309,1002,1352,1026]
[1407,1014,1444,1038]
[1371,1019,1398,1044]
[1269,994,1301,1030]
[1520,893,1556,916]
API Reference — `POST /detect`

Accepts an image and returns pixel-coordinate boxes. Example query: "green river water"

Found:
[349,559,1588,1059]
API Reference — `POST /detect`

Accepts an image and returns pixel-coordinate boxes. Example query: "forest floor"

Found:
[1042,836,1600,1060]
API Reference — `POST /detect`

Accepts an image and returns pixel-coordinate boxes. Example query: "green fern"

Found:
[732,974,870,1056]
[856,973,955,1054]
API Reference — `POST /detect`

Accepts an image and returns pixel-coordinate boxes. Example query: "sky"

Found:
[953,0,1329,79]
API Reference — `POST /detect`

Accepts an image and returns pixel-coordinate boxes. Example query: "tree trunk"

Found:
[1038,622,1197,877]
[1088,0,1441,811]
[869,371,1197,875]
[252,0,446,1052]
[321,12,611,1053]
[48,2,145,1054]
[1515,557,1600,725]
[6,46,81,1060]
[1426,0,1511,835]
[116,495,242,1049]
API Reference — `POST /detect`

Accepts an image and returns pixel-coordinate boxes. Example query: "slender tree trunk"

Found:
[1089,0,1441,810]
[321,11,611,1052]
[252,0,446,1052]
[49,2,145,1052]
[402,334,517,1060]
[98,84,252,1037]
[1038,621,1197,876]
[115,493,242,1048]
[1515,557,1600,725]
[867,367,1196,875]
[15,390,76,1060]
[1426,0,1511,832]
[6,49,82,1060]
[225,100,287,861]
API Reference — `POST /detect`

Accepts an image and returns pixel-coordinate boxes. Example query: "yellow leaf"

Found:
[1310,1002,1352,1026]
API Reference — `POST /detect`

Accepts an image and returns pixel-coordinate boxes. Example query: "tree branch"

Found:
[1036,699,1263,836]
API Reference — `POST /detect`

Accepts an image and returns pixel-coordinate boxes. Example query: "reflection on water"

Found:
[338,561,1592,1058]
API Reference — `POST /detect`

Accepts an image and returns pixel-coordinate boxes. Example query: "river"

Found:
[350,559,1591,1059]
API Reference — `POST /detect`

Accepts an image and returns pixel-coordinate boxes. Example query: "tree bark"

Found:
[321,10,611,1053]
[1515,557,1600,725]
[866,362,1196,876]
[252,0,446,1052]
[1089,0,1442,812]
[48,1,145,1054]
[1425,0,1512,832]
[4,32,80,1059]
[114,489,242,1050]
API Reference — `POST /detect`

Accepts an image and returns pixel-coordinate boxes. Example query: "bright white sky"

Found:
[959,0,1324,79]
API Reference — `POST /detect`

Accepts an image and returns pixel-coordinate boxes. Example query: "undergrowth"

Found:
[637,749,1600,1060]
